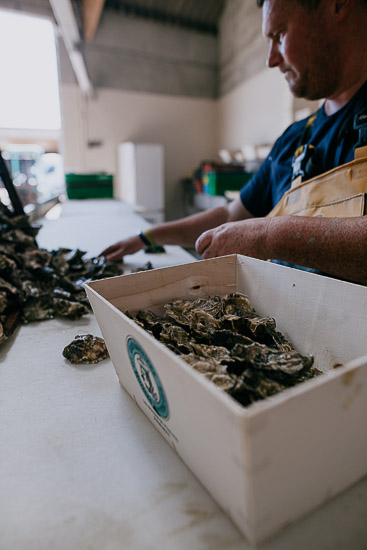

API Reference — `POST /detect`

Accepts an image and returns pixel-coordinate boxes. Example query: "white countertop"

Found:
[1,199,367,550]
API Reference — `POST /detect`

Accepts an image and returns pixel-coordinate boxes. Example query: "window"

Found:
[0,10,61,130]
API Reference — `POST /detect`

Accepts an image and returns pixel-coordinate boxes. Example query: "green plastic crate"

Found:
[202,171,252,196]
[66,173,113,199]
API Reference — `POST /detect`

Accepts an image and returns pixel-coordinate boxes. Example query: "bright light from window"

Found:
[0,10,61,130]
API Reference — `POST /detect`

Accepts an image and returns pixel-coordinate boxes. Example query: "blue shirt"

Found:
[240,81,367,217]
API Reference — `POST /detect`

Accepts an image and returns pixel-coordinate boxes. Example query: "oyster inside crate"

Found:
[126,292,322,408]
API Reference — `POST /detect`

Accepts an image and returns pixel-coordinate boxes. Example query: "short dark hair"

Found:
[257,0,322,8]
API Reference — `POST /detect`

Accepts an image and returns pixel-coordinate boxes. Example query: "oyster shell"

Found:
[183,353,220,373]
[63,334,109,364]
[22,295,56,323]
[230,342,313,376]
[222,293,257,318]
[22,249,51,270]
[0,290,8,313]
[0,253,17,272]
[131,261,153,272]
[164,296,222,327]
[159,324,194,354]
[136,310,166,338]
[191,342,232,363]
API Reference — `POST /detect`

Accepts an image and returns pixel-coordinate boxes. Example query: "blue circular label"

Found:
[127,337,169,419]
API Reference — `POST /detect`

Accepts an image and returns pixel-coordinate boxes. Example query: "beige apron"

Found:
[267,146,367,218]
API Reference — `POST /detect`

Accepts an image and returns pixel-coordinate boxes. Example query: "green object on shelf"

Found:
[202,171,252,196]
[65,173,113,199]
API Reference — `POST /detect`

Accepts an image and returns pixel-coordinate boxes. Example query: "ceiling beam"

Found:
[49,0,94,97]
[83,0,106,41]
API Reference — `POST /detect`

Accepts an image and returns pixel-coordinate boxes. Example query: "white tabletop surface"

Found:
[1,199,367,550]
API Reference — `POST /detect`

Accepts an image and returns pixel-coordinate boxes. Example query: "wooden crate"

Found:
[85,255,367,545]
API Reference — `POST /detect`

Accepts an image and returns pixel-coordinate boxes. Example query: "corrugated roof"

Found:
[102,0,225,34]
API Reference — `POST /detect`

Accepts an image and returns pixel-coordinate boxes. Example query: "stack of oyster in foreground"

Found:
[127,293,321,407]
[0,202,124,347]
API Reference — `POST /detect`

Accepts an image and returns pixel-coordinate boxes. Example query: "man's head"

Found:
[260,0,366,101]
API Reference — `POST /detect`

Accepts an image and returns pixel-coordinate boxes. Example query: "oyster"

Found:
[128,293,321,408]
[159,324,194,354]
[191,342,233,363]
[220,311,293,352]
[190,310,219,337]
[230,342,313,376]
[62,334,109,364]
[55,298,90,321]
[0,290,8,313]
[165,296,222,327]
[22,249,51,270]
[222,293,257,318]
[182,354,228,380]
[22,295,56,323]
[0,253,17,271]
[2,228,38,250]
[135,310,166,338]
[210,373,239,392]
[183,353,221,373]
[131,261,153,272]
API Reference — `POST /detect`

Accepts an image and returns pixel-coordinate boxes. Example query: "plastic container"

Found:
[65,173,113,199]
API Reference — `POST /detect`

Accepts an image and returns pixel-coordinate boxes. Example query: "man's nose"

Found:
[266,41,282,68]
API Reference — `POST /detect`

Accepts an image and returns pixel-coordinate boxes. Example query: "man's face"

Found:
[262,0,340,100]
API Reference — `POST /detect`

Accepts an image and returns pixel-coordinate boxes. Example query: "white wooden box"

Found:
[85,255,367,545]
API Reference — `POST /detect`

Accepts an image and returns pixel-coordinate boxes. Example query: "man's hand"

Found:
[101,235,143,261]
[195,218,270,260]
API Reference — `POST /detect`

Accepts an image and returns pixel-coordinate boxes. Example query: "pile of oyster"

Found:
[127,294,321,407]
[0,202,124,347]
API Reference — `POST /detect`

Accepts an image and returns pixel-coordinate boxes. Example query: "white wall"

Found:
[60,69,295,224]
[218,68,293,151]
[60,84,218,220]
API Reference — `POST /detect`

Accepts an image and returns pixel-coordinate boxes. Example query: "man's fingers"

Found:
[105,248,125,261]
[100,244,123,261]
[100,245,116,257]
[195,231,212,257]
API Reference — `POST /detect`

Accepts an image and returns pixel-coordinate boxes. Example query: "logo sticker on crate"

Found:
[127,336,169,419]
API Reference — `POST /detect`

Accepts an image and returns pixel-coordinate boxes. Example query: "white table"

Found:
[1,200,367,550]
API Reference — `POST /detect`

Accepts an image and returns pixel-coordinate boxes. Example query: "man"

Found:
[102,0,367,285]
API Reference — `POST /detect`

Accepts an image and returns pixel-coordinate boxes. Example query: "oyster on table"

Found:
[62,334,109,364]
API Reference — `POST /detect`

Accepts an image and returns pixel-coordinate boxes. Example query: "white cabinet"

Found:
[117,142,164,224]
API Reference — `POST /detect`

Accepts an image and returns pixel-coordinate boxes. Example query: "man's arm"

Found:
[195,215,367,285]
[153,196,253,246]
[101,196,253,261]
